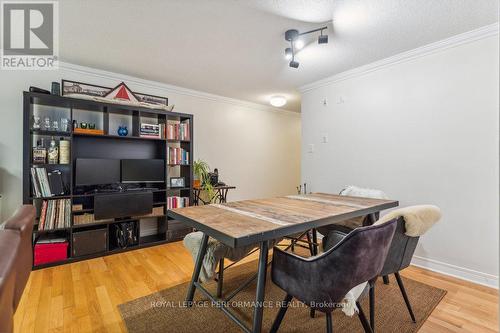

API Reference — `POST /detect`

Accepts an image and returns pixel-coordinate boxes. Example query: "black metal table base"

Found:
[185,235,270,333]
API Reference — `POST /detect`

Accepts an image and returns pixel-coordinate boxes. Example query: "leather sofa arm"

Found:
[4,205,35,237]
[0,230,22,333]
[3,205,35,311]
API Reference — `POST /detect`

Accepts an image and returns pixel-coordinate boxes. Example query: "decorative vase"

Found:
[117,126,128,136]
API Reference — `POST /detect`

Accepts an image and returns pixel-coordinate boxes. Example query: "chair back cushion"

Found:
[379,217,419,275]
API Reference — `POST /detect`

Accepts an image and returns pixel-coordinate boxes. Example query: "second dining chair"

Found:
[270,219,398,333]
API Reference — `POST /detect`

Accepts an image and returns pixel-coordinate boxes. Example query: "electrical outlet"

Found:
[322,98,328,106]
[308,144,315,153]
[321,134,328,143]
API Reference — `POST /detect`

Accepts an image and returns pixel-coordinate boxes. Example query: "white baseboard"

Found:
[411,256,499,289]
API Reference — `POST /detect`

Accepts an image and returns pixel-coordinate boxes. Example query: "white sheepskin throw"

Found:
[340,185,389,199]
[332,185,388,229]
[375,205,441,237]
[183,231,281,283]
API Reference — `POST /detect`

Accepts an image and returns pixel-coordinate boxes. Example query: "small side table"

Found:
[193,185,236,206]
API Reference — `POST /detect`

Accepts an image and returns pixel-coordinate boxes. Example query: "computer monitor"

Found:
[75,158,121,186]
[121,159,165,183]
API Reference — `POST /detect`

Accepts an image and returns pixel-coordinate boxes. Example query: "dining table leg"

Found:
[252,240,269,333]
[312,229,318,255]
[185,233,209,306]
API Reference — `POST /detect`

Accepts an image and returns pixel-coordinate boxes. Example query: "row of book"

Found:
[38,199,71,231]
[167,196,190,209]
[140,123,161,139]
[30,167,65,197]
[166,119,190,141]
[167,147,189,165]
[138,120,191,141]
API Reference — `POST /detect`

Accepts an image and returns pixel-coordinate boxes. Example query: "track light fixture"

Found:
[289,60,299,69]
[284,26,328,68]
[318,30,328,44]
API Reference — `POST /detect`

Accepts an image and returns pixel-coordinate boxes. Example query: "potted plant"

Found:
[193,159,210,188]
[193,159,216,204]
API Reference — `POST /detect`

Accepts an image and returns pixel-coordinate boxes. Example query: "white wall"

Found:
[301,31,499,287]
[0,63,301,220]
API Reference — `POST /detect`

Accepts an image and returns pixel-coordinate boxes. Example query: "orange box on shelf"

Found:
[74,128,105,135]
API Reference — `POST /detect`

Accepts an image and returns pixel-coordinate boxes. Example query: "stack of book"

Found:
[38,199,71,231]
[166,119,190,141]
[31,167,51,197]
[167,147,189,165]
[140,123,161,139]
[30,167,65,197]
[167,196,189,209]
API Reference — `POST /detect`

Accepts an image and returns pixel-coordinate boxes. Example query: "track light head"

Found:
[285,29,299,41]
[289,60,299,68]
[285,47,292,60]
[318,34,328,44]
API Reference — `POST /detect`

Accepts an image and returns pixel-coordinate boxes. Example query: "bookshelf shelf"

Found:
[72,208,94,214]
[72,188,168,198]
[140,234,166,245]
[167,139,191,143]
[23,91,194,269]
[34,226,71,233]
[73,132,166,141]
[31,129,71,137]
[30,163,70,168]
[29,195,72,200]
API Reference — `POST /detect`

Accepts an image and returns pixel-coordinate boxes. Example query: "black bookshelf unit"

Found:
[23,91,194,269]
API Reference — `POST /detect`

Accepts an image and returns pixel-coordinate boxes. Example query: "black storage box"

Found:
[167,221,192,241]
[72,227,107,257]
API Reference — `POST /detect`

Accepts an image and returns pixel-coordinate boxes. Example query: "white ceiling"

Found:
[59,0,498,112]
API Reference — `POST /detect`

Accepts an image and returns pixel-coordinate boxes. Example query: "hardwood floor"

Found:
[14,242,498,333]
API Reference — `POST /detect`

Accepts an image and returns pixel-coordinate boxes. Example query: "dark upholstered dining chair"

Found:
[377,217,420,323]
[323,217,420,330]
[270,219,398,333]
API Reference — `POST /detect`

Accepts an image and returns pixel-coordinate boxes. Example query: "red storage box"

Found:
[34,242,68,265]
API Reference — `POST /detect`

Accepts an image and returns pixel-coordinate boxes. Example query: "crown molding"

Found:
[299,23,500,93]
[58,62,299,115]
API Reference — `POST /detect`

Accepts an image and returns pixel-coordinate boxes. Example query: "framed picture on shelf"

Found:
[62,80,112,97]
[61,79,170,108]
[170,177,185,188]
[135,92,168,106]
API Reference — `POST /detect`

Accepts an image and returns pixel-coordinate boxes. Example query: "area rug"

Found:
[119,261,446,333]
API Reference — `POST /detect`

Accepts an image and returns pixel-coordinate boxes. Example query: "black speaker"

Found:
[94,192,153,219]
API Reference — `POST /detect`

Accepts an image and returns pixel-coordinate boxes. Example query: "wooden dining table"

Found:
[168,192,399,333]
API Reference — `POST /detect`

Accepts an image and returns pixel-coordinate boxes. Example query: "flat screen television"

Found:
[75,158,121,186]
[121,159,165,183]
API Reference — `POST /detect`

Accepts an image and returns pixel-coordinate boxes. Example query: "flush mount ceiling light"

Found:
[284,26,328,68]
[270,95,287,107]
